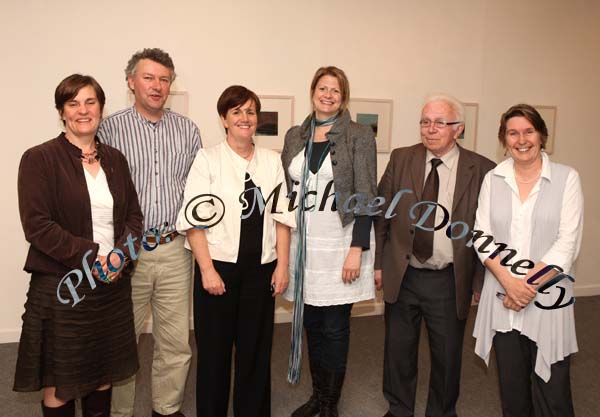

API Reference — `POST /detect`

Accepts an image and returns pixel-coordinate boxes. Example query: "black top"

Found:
[238,172,264,264]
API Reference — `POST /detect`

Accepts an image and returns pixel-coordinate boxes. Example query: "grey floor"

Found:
[2,296,599,417]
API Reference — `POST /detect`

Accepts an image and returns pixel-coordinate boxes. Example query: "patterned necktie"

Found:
[412,158,443,263]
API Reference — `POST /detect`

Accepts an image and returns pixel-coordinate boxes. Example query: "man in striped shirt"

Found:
[98,48,201,417]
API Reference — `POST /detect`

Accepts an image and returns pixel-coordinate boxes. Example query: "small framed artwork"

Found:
[347,98,393,153]
[127,90,189,116]
[533,105,557,154]
[458,102,478,151]
[254,95,294,152]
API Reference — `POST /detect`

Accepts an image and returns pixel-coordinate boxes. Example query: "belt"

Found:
[407,263,453,272]
[144,230,179,245]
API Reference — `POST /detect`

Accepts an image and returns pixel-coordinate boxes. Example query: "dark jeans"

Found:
[494,330,575,417]
[194,260,276,417]
[303,303,353,371]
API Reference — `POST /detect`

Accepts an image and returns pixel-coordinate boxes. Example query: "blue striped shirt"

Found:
[98,106,202,234]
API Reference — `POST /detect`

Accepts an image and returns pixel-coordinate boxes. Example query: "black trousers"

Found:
[383,265,466,417]
[194,260,276,417]
[304,303,354,371]
[493,330,575,417]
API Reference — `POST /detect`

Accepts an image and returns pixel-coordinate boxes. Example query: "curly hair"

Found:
[124,48,176,82]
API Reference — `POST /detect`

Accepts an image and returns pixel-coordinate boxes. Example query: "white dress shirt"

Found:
[410,144,459,269]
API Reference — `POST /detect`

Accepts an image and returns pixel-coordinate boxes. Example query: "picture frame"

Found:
[254,95,295,152]
[533,105,557,154]
[347,98,393,153]
[127,90,189,116]
[458,102,478,151]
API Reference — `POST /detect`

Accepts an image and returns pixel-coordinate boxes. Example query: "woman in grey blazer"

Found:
[281,66,377,417]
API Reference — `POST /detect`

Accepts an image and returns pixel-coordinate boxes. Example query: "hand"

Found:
[201,267,226,295]
[271,264,289,297]
[94,254,125,284]
[374,269,383,290]
[342,247,362,284]
[106,251,126,282]
[503,277,537,308]
[503,294,523,312]
[93,255,111,284]
[473,291,481,304]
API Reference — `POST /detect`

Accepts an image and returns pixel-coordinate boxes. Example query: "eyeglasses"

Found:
[419,119,463,129]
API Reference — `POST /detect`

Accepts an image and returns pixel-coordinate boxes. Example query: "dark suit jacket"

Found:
[374,143,495,320]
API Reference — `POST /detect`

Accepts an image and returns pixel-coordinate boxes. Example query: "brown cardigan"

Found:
[18,133,143,276]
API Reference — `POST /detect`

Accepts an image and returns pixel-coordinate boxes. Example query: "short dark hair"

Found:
[310,66,350,112]
[55,74,106,124]
[498,104,549,149]
[217,85,261,118]
[125,48,176,81]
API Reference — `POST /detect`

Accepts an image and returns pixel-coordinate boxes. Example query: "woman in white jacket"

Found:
[176,85,295,417]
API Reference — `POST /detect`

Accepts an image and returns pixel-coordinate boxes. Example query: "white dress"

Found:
[283,150,375,306]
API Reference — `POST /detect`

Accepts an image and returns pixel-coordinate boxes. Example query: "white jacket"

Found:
[176,141,296,264]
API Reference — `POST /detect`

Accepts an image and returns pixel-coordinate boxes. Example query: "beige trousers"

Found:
[111,235,192,417]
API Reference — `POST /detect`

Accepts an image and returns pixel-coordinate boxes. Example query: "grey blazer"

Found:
[280,109,377,227]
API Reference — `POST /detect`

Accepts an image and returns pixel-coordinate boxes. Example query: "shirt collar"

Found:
[494,151,551,182]
[425,143,459,170]
[130,105,166,127]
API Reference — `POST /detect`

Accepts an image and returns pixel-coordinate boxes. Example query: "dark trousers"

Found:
[194,260,276,417]
[493,330,575,417]
[383,265,466,417]
[304,303,353,371]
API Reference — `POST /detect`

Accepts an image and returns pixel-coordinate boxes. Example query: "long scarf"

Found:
[287,113,338,384]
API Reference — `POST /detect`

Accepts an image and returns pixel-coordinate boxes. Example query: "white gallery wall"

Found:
[1,0,598,342]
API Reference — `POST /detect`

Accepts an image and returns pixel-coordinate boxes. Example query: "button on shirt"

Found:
[410,144,459,270]
[97,106,202,234]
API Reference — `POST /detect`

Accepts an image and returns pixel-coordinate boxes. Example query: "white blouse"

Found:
[83,167,114,256]
[473,152,583,381]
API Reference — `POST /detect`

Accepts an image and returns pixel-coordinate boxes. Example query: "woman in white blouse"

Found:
[176,85,294,417]
[473,104,583,417]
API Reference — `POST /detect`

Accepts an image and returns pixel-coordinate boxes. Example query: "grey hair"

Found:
[124,48,176,82]
[423,93,465,128]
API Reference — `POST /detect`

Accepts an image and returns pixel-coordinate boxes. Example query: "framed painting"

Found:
[458,102,478,151]
[347,98,393,152]
[254,95,294,152]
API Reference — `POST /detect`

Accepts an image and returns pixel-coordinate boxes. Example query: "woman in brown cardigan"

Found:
[14,74,143,417]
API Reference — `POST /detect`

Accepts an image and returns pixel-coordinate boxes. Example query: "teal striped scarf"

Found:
[287,112,338,384]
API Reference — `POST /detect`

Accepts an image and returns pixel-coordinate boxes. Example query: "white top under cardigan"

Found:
[84,167,114,256]
[176,141,296,264]
[473,152,583,381]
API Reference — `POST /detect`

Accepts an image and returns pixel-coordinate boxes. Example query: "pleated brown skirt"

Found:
[13,271,139,401]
